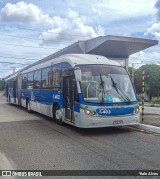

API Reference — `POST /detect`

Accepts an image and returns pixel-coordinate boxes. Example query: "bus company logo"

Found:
[53,95,60,99]
[97,108,111,115]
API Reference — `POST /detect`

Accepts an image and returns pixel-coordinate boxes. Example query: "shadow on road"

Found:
[5,103,133,136]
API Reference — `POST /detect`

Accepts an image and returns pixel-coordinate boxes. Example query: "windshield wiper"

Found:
[109,75,132,104]
[100,73,105,105]
[109,75,119,95]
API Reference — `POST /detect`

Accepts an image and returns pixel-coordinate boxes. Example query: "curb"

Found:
[132,124,160,134]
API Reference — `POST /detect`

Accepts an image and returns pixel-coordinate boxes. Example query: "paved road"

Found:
[0,96,160,175]
[143,106,160,115]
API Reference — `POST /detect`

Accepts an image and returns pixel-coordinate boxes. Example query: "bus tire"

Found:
[54,105,63,125]
[26,100,32,113]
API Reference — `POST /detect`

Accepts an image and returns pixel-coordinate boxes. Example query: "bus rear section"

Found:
[5,76,18,104]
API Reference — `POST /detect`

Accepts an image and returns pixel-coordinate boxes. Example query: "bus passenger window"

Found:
[22,74,27,89]
[52,64,62,90]
[42,67,51,89]
[34,70,41,89]
[27,72,33,89]
[62,62,71,71]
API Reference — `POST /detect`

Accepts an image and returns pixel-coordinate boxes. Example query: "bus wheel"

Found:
[54,105,63,125]
[26,100,32,113]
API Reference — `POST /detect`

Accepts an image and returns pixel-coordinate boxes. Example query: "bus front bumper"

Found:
[75,111,140,128]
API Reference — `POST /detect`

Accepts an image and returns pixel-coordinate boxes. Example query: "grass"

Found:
[150,99,160,104]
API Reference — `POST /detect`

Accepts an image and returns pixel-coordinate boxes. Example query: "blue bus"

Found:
[5,54,140,128]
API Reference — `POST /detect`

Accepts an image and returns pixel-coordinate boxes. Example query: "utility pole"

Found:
[141,68,145,123]
[11,67,16,74]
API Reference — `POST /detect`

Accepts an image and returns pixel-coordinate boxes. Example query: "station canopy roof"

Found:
[84,35,158,58]
[5,35,158,79]
[38,35,158,65]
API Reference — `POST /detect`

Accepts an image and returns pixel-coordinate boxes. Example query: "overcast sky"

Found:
[0,0,160,77]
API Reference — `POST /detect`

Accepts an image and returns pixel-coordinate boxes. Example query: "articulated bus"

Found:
[5,54,140,128]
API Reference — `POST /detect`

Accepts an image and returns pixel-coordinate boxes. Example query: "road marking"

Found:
[0,151,15,170]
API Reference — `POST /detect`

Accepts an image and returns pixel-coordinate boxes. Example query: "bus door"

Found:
[63,75,75,122]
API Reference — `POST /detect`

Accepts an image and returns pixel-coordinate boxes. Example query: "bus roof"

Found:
[21,54,121,74]
[5,72,18,81]
[61,54,121,66]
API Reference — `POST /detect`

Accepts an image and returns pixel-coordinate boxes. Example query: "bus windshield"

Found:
[78,65,136,104]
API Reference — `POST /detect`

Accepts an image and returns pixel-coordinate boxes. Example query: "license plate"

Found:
[113,120,123,124]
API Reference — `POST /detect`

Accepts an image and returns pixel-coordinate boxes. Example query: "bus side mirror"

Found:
[74,69,81,81]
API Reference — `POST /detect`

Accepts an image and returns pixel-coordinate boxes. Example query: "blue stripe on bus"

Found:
[74,103,80,112]
[96,107,134,116]
[21,89,80,112]
[21,90,65,108]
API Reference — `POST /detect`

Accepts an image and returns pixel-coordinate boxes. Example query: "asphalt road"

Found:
[140,106,160,127]
[0,96,160,175]
[143,106,160,115]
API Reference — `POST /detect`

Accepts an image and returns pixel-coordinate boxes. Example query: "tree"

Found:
[129,64,160,100]
[0,78,5,91]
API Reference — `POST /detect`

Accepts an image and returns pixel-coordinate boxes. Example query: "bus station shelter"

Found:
[35,35,158,69]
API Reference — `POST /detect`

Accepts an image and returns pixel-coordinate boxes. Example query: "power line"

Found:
[0,24,89,38]
[0,69,13,70]
[0,54,39,60]
[0,62,29,65]
[0,42,60,50]
[0,33,74,44]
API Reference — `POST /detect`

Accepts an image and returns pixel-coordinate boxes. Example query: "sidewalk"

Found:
[143,114,160,127]
[144,102,160,107]
[139,105,160,127]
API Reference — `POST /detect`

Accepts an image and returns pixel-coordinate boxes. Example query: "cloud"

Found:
[145,0,160,40]
[1,1,42,24]
[146,23,160,39]
[90,0,156,22]
[40,9,105,45]
[1,1,56,27]
[155,0,160,21]
[130,51,160,67]
[1,2,105,45]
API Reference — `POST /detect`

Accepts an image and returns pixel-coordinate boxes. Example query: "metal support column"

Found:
[141,69,145,123]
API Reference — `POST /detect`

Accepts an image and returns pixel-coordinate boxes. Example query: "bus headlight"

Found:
[134,105,139,114]
[85,110,91,115]
[85,109,97,116]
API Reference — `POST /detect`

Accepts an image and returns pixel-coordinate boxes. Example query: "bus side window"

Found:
[42,67,51,89]
[62,62,71,71]
[34,70,41,89]
[52,64,62,91]
[22,74,27,89]
[27,72,33,90]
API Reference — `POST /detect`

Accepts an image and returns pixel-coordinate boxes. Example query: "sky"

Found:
[0,0,160,77]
